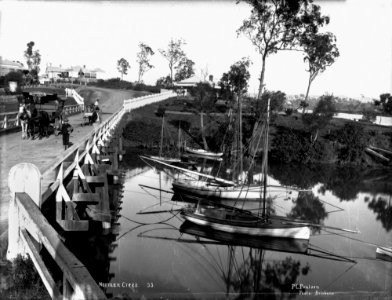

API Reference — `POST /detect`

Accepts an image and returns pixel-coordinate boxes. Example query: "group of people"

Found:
[16,98,101,150]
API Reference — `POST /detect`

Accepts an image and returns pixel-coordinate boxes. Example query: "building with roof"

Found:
[0,57,26,76]
[42,64,105,84]
[173,74,219,96]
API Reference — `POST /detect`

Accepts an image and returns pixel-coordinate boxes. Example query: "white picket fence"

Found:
[123,90,177,112]
[65,88,85,110]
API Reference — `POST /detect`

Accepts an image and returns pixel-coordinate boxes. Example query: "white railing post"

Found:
[7,163,42,260]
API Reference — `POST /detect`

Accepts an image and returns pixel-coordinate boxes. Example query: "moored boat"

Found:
[181,201,311,239]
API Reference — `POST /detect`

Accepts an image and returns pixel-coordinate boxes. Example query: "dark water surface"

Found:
[76,149,392,299]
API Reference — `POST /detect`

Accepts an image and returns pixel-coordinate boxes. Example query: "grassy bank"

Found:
[122,97,392,167]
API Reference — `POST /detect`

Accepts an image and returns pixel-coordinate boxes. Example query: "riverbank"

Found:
[122,97,392,167]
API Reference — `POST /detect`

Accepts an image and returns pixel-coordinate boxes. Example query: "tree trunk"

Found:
[257,56,267,100]
[303,74,312,114]
[238,93,243,178]
[200,112,209,150]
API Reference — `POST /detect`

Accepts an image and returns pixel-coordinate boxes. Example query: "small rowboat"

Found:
[184,146,223,157]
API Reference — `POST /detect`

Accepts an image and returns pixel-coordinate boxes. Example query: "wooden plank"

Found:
[86,175,106,183]
[72,193,100,204]
[365,148,390,162]
[20,229,62,299]
[369,145,392,156]
[15,193,106,299]
[58,220,89,231]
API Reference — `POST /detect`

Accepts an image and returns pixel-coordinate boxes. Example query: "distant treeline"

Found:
[88,78,161,94]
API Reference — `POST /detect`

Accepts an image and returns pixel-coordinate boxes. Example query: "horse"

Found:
[26,108,50,139]
[18,108,30,139]
[37,110,50,138]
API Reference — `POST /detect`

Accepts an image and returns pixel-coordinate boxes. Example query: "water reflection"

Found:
[364,196,392,232]
[74,148,392,299]
[287,192,328,234]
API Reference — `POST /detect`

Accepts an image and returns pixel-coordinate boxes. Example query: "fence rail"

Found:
[7,90,173,299]
[123,90,176,112]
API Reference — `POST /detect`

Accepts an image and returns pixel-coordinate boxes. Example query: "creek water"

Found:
[72,148,392,299]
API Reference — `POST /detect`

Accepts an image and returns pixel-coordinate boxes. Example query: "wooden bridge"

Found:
[2,88,176,299]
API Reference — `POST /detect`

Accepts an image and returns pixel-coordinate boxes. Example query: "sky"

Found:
[0,0,391,100]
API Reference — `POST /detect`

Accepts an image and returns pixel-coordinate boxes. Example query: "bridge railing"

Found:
[10,191,106,299]
[7,91,175,299]
[123,90,176,112]
[8,108,125,300]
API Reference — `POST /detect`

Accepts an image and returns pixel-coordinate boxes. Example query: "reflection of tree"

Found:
[231,249,310,299]
[268,163,334,190]
[270,163,392,202]
[287,192,328,234]
[318,167,362,201]
[364,196,392,232]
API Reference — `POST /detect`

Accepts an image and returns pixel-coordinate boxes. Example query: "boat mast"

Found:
[261,98,270,218]
[238,92,243,181]
[159,114,164,158]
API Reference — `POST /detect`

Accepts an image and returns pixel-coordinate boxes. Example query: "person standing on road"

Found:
[94,99,101,123]
[61,119,73,150]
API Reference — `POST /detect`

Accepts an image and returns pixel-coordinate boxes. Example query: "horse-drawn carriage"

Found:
[81,104,99,126]
[21,92,65,139]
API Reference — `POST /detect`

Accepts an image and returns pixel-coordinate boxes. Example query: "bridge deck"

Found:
[0,87,146,257]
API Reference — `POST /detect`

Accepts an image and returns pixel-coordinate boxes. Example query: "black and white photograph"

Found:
[0,0,391,299]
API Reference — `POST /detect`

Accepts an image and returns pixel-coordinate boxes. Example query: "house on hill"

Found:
[173,74,219,96]
[41,64,105,84]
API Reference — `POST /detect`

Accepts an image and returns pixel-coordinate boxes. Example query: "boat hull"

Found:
[180,220,309,253]
[184,147,223,157]
[173,180,288,200]
[182,212,311,240]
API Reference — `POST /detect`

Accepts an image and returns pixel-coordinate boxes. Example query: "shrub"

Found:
[329,123,369,163]
[270,129,322,163]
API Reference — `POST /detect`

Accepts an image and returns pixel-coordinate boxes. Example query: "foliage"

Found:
[156,75,172,88]
[24,41,41,83]
[285,108,294,116]
[156,105,166,117]
[219,57,252,102]
[302,94,336,142]
[190,82,216,112]
[362,108,377,122]
[301,32,339,101]
[299,99,309,113]
[237,0,327,99]
[190,82,217,150]
[117,58,131,81]
[0,255,50,299]
[375,93,392,115]
[271,128,323,163]
[174,57,195,82]
[159,38,187,83]
[90,78,160,93]
[4,71,24,87]
[328,123,369,163]
[136,43,155,83]
[251,90,287,121]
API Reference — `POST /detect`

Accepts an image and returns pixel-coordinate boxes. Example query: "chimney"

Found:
[209,75,213,82]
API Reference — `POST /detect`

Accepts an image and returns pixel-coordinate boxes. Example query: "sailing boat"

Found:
[145,113,186,166]
[181,98,312,240]
[172,97,283,201]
